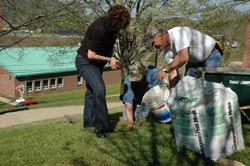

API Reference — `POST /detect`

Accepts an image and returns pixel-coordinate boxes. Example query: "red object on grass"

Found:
[20,100,38,106]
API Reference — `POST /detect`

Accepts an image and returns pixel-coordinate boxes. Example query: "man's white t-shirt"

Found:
[164,26,216,64]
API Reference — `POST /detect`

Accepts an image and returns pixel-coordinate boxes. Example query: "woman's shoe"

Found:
[95,129,106,138]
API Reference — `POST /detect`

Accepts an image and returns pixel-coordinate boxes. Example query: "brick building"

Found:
[0,46,121,98]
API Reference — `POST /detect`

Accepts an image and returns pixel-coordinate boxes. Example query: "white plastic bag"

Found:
[168,76,245,161]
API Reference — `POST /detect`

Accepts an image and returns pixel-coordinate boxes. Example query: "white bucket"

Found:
[142,84,171,123]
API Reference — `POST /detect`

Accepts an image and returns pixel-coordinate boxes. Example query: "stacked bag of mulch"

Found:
[168,76,245,161]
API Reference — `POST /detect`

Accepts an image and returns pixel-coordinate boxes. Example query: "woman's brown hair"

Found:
[106,5,130,31]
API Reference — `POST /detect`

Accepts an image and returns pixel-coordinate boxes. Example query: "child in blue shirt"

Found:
[121,61,163,128]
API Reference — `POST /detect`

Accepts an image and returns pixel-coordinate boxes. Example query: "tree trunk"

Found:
[242,15,250,68]
[0,7,2,31]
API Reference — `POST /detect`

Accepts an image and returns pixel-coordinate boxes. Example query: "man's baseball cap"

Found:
[129,61,146,82]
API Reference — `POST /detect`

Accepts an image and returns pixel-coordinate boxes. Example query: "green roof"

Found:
[0,46,110,77]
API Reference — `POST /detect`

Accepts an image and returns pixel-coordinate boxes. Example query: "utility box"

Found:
[198,67,250,106]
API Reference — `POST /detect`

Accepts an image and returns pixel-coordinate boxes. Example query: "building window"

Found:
[50,79,56,89]
[27,81,33,92]
[35,80,41,91]
[77,75,82,85]
[42,80,49,90]
[57,78,63,88]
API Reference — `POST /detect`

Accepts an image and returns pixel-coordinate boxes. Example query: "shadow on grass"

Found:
[68,111,216,166]
[0,107,29,115]
[109,112,123,131]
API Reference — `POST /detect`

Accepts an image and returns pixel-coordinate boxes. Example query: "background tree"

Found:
[0,0,88,49]
[242,14,250,68]
[1,0,249,95]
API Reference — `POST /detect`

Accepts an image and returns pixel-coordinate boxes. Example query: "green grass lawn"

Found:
[0,84,121,114]
[221,47,244,67]
[0,107,249,166]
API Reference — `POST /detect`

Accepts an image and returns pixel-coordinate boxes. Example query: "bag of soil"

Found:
[168,76,245,161]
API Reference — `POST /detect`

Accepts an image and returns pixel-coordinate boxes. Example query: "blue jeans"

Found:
[75,54,110,131]
[185,48,222,77]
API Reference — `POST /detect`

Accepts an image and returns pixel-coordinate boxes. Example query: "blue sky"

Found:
[212,0,250,12]
[236,2,250,12]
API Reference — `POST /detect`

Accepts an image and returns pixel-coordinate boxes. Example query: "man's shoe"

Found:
[95,130,106,138]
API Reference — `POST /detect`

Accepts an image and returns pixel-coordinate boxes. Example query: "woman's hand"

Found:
[109,57,121,69]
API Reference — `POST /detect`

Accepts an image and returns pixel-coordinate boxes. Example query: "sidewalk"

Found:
[0,96,17,106]
[0,102,123,128]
